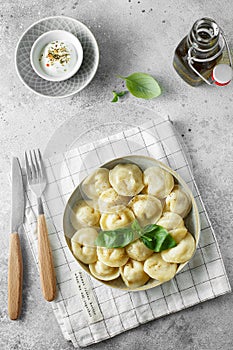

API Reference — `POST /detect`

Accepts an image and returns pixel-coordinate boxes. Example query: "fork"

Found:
[25,149,56,302]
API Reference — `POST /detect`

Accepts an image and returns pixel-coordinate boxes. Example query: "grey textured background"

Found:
[0,1,233,349]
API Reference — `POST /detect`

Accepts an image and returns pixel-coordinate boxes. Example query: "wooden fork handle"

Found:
[8,232,23,320]
[38,214,56,301]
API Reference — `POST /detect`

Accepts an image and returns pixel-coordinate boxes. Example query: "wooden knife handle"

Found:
[8,233,23,320]
[38,214,56,301]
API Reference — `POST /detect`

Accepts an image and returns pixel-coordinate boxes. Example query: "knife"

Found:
[8,157,25,320]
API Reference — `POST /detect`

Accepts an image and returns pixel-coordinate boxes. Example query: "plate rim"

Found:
[14,15,100,98]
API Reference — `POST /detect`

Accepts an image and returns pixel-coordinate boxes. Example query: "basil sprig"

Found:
[111,90,128,103]
[140,224,177,252]
[95,220,176,252]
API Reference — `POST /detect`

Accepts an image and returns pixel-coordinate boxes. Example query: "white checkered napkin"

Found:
[23,118,231,348]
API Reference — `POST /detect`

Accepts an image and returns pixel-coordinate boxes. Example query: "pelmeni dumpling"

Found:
[128,194,162,226]
[71,227,98,264]
[161,232,195,263]
[120,259,150,288]
[169,228,188,243]
[71,201,100,230]
[143,167,174,199]
[72,227,98,246]
[156,212,187,243]
[81,168,111,199]
[126,239,153,261]
[144,253,177,282]
[89,261,120,281]
[98,188,130,213]
[164,185,192,218]
[109,163,144,196]
[100,208,135,230]
[97,247,129,267]
[157,212,186,231]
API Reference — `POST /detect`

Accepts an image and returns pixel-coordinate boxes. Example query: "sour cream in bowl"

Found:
[30,30,83,82]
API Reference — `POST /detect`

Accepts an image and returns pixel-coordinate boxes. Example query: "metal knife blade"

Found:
[11,157,25,233]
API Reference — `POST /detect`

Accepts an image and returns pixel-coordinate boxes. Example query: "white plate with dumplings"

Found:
[63,155,200,291]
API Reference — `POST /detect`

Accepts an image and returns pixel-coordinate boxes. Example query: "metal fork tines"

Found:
[25,149,56,302]
[25,149,47,214]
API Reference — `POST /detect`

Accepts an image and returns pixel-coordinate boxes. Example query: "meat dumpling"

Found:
[164,185,192,218]
[156,212,187,243]
[128,194,162,227]
[144,253,177,282]
[97,247,129,267]
[126,239,153,261]
[168,227,188,244]
[161,232,195,263]
[157,212,186,231]
[100,208,135,230]
[71,227,98,264]
[143,167,174,199]
[89,260,120,281]
[109,163,144,196]
[81,168,111,199]
[120,259,150,288]
[70,200,100,230]
[98,188,130,213]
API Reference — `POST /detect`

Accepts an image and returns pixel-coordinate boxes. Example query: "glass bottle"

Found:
[173,18,224,86]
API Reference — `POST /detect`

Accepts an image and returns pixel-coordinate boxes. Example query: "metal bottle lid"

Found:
[212,64,232,86]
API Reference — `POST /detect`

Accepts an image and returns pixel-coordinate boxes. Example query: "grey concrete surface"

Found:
[1,0,233,349]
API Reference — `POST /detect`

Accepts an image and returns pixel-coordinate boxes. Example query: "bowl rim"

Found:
[63,155,201,292]
[15,15,99,98]
[30,29,84,82]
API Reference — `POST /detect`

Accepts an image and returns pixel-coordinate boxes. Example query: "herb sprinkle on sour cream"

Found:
[39,40,77,77]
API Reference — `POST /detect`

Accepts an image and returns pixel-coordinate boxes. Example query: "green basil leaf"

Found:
[111,90,127,103]
[152,230,170,252]
[95,227,135,248]
[141,233,157,250]
[117,91,128,97]
[140,225,177,252]
[161,235,177,250]
[131,219,143,235]
[94,220,176,251]
[118,73,161,99]
[111,91,119,103]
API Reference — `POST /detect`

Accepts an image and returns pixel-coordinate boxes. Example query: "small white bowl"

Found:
[30,30,83,82]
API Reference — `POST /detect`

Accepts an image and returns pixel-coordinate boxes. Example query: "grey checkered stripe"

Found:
[23,118,231,348]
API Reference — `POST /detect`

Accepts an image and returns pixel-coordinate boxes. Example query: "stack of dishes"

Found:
[15,16,99,98]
